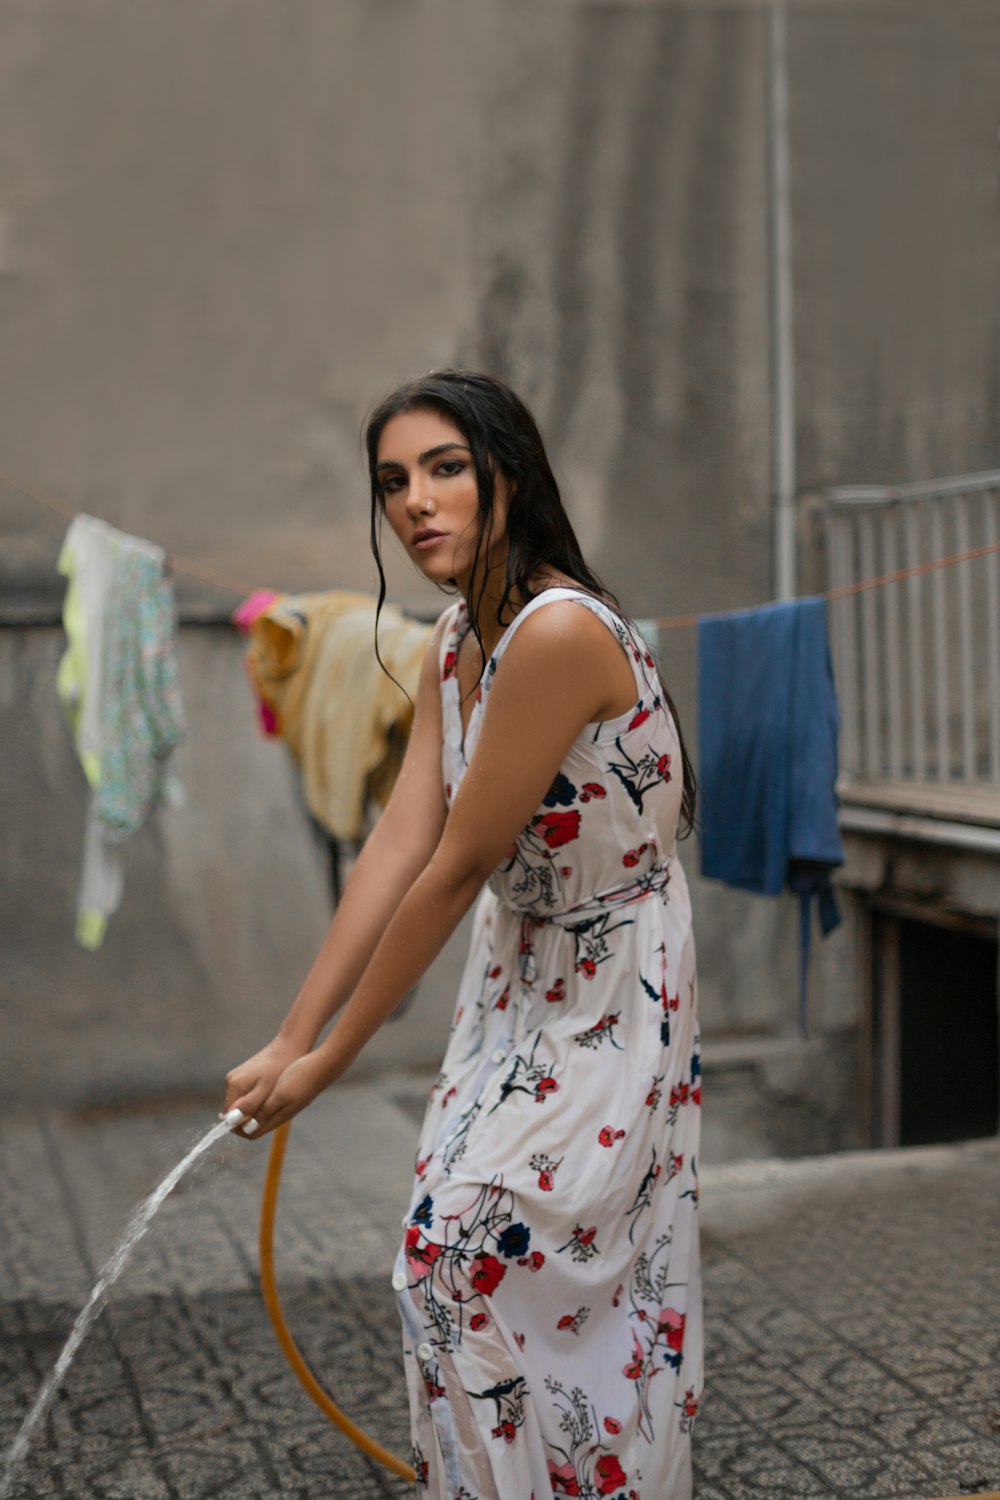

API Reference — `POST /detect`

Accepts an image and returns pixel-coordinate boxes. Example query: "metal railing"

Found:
[823,470,1000,803]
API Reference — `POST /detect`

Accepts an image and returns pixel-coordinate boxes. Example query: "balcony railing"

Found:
[822,470,1000,824]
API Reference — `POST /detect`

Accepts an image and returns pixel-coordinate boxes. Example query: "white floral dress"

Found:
[393,587,702,1500]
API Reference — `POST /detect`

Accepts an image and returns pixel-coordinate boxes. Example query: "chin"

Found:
[414,551,461,582]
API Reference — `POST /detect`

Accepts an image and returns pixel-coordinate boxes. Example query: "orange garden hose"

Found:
[258,1132,1000,1500]
[259,1123,416,1484]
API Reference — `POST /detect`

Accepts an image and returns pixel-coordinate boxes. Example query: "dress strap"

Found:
[493,587,659,700]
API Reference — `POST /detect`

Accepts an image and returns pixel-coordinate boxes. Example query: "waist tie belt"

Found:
[502,863,672,988]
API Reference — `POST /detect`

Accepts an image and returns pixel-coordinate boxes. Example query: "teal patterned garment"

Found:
[95,540,185,838]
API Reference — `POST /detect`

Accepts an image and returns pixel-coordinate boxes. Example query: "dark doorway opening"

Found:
[873,905,999,1147]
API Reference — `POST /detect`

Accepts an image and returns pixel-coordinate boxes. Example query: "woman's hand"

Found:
[232,1051,335,1139]
[223,1035,307,1135]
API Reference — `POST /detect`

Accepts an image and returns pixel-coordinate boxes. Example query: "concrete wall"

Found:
[0,622,474,1110]
[3,0,998,1149]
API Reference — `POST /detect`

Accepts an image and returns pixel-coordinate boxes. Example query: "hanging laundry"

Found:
[57,515,186,949]
[697,596,844,1032]
[244,590,432,841]
[230,587,281,735]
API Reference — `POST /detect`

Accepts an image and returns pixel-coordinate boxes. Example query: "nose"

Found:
[404,473,434,519]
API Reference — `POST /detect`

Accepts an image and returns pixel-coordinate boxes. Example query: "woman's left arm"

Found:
[248,603,626,1134]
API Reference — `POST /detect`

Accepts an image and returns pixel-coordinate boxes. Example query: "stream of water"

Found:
[0,1112,240,1499]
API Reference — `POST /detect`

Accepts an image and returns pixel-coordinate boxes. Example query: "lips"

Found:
[412,529,447,550]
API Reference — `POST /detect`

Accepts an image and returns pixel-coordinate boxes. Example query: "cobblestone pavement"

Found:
[1,1079,997,1499]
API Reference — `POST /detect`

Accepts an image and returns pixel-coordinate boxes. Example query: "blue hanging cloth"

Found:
[697,596,844,1034]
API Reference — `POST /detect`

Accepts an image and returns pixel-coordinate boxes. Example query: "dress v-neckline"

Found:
[453,607,486,760]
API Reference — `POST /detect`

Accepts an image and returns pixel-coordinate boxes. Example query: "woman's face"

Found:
[376,407,506,588]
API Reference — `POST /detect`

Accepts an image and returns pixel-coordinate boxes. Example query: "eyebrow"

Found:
[375,442,471,473]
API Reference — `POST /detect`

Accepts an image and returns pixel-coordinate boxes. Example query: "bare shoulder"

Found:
[505,596,623,663]
[497,598,636,719]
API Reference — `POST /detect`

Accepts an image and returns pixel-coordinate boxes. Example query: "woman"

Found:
[224,371,703,1499]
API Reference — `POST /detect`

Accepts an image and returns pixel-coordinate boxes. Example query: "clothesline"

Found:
[5,466,1000,631]
[2,470,258,599]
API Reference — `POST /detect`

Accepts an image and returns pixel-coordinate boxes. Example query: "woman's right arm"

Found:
[223,612,450,1124]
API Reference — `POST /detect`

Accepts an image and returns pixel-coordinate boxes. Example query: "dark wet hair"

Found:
[364,369,695,837]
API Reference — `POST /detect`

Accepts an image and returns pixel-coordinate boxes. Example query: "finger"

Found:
[222,1070,252,1115]
[243,1099,297,1140]
[224,1085,270,1134]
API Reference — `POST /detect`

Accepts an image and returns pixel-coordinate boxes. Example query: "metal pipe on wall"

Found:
[766,2,797,601]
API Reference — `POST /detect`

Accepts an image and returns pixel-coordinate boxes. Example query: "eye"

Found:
[379,474,405,498]
[437,460,466,478]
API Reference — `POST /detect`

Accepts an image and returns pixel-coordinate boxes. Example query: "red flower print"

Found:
[679,1082,690,1103]
[470,1254,506,1296]
[659,1309,686,1350]
[531,1151,561,1191]
[415,1158,428,1180]
[441,650,457,680]
[514,1330,525,1349]
[598,1126,625,1147]
[628,707,650,730]
[489,964,502,979]
[547,1460,581,1497]
[495,987,509,1010]
[623,842,649,869]
[578,958,597,979]
[692,1086,702,1105]
[559,865,573,877]
[534,1076,559,1101]
[470,1312,489,1330]
[518,1248,546,1271]
[577,1226,596,1247]
[657,752,672,779]
[545,978,566,1003]
[491,1420,516,1444]
[623,1331,644,1380]
[579,781,608,804]
[595,1454,627,1493]
[557,1314,574,1329]
[534,810,581,848]
[603,1416,622,1435]
[404,1226,444,1280]
[612,1283,623,1307]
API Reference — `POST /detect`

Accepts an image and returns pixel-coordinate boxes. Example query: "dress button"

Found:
[391,1271,407,1292]
[491,1048,507,1064]
[417,1342,434,1363]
